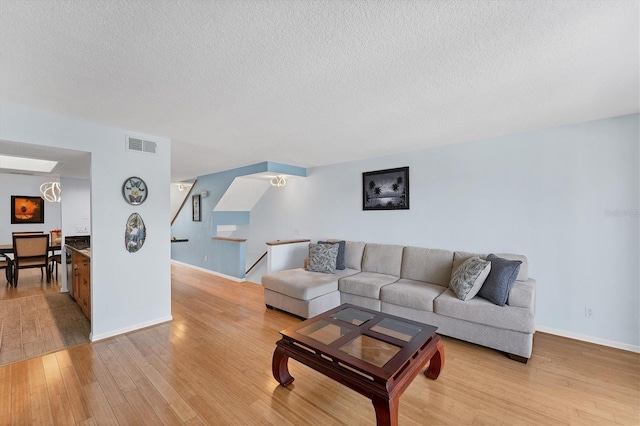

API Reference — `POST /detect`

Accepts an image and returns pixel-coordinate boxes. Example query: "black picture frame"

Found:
[362,167,409,210]
[192,194,201,221]
[11,195,45,224]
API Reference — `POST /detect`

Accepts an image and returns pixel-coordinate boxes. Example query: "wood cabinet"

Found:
[72,251,91,320]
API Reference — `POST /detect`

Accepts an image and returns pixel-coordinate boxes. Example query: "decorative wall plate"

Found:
[122,176,148,205]
[125,213,146,253]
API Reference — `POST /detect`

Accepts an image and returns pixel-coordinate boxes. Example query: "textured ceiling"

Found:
[0,0,638,181]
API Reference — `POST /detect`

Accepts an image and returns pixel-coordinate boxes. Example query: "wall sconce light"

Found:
[270,175,287,187]
[178,183,187,191]
[40,182,62,202]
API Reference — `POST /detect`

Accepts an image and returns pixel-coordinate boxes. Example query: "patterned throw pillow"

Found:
[307,243,339,274]
[449,257,492,301]
[318,240,346,270]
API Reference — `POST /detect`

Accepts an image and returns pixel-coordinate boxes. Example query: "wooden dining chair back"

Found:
[12,234,50,286]
[0,253,10,284]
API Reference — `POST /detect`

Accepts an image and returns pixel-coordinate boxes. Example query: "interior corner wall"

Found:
[248,114,640,349]
[0,103,172,341]
[0,173,62,243]
[60,177,91,238]
[170,163,269,277]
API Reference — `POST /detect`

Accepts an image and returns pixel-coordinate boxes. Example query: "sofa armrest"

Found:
[507,278,536,311]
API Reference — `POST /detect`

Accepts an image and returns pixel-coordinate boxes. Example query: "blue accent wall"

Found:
[171,161,306,279]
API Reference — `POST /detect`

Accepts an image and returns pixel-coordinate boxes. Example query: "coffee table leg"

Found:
[424,339,445,380]
[372,395,399,426]
[272,346,295,386]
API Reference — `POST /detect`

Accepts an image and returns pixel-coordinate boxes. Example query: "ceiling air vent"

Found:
[126,136,157,154]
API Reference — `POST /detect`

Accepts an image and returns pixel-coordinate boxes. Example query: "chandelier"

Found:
[270,176,287,187]
[40,182,62,202]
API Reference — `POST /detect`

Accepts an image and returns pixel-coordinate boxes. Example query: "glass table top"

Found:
[298,319,352,345]
[370,317,424,342]
[290,305,432,369]
[339,335,401,368]
[330,307,376,325]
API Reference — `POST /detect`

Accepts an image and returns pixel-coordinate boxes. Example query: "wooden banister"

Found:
[266,239,310,246]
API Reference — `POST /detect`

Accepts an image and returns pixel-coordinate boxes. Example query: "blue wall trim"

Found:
[266,161,307,177]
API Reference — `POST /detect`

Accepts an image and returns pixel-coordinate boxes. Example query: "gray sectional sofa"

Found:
[262,241,536,362]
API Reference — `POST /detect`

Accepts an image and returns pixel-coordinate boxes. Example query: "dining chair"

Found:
[0,253,11,284]
[12,234,50,287]
[48,253,62,280]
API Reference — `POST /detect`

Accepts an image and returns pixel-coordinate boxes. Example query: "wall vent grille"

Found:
[126,137,157,154]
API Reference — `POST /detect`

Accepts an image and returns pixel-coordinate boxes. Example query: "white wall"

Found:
[0,173,62,243]
[0,103,172,341]
[248,114,640,350]
[60,177,91,237]
[59,177,91,292]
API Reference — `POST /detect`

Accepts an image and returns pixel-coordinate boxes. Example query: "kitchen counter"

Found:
[66,244,91,259]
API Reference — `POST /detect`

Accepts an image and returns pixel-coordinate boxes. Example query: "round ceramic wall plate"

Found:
[125,213,146,253]
[122,176,148,205]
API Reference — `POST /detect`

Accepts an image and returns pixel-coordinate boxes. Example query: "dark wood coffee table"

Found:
[272,304,444,425]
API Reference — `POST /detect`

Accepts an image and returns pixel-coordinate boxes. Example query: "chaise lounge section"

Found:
[262,241,536,362]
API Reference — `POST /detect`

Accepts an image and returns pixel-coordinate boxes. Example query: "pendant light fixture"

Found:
[270,175,287,187]
[40,182,62,202]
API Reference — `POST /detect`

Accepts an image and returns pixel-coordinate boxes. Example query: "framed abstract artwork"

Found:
[11,196,45,224]
[192,194,201,221]
[362,167,409,211]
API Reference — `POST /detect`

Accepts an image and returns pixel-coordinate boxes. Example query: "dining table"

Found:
[0,243,62,284]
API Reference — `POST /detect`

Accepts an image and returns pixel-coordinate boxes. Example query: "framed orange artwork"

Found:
[11,196,45,224]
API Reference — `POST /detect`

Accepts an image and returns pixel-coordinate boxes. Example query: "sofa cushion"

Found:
[453,251,529,281]
[434,288,535,333]
[307,243,339,274]
[339,272,399,298]
[362,244,404,276]
[319,240,346,270]
[495,253,528,281]
[478,254,522,306]
[401,246,454,286]
[262,267,359,300]
[345,241,366,271]
[380,279,448,312]
[506,279,536,310]
[449,257,491,301]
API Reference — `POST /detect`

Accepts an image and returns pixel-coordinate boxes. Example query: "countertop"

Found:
[66,244,91,259]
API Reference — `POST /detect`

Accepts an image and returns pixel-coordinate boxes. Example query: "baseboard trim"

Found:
[90,315,173,342]
[536,325,640,353]
[171,260,246,282]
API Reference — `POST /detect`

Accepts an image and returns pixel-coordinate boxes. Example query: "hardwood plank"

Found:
[56,351,92,423]
[0,365,11,424]
[10,361,33,424]
[26,357,55,425]
[42,353,76,425]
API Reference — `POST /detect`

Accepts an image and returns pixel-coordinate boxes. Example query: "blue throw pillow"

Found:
[318,240,346,270]
[478,254,522,306]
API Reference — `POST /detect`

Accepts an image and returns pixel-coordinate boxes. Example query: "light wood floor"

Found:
[0,267,62,300]
[0,262,638,425]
